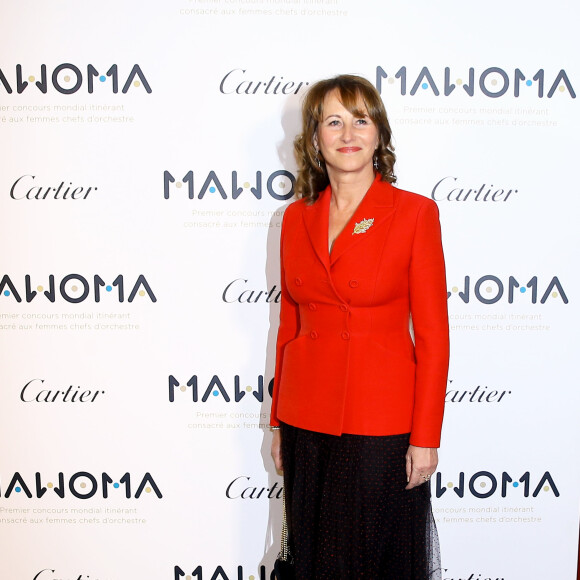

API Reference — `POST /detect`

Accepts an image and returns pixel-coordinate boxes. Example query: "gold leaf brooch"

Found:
[352,218,374,235]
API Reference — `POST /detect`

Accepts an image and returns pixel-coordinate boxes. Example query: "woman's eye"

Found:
[356,118,369,125]
[329,120,340,126]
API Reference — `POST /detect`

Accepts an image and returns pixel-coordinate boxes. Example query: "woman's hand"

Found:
[405,445,438,490]
[271,429,283,472]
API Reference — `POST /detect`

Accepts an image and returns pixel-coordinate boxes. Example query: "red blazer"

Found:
[270,174,449,448]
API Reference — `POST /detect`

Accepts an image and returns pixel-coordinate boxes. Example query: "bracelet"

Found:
[270,426,281,431]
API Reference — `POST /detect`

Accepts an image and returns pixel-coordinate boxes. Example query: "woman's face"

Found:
[315,89,379,179]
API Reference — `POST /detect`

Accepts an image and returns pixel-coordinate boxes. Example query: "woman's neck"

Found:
[328,168,375,212]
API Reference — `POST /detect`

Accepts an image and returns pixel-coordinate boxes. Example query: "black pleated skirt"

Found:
[281,423,441,580]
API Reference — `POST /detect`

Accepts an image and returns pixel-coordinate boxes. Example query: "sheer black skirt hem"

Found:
[281,423,441,580]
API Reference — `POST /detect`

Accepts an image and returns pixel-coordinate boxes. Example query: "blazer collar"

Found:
[302,173,396,269]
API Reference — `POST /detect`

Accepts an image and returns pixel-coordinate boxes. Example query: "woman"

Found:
[270,75,449,579]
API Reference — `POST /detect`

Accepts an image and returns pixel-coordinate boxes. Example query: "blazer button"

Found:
[341,331,350,340]
[295,277,303,286]
[308,302,317,311]
[339,304,348,312]
[310,330,319,340]
[349,280,359,288]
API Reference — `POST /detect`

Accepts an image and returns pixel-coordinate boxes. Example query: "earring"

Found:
[315,148,321,168]
[373,156,379,170]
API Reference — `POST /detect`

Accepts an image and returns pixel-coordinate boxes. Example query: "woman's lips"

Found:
[337,147,362,153]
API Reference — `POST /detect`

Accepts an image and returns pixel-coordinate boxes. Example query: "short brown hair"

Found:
[293,74,396,203]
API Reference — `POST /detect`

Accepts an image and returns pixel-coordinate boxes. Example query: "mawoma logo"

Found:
[0,63,152,94]
[376,65,576,98]
[447,275,568,304]
[168,374,273,403]
[163,169,295,200]
[434,470,559,499]
[174,564,276,580]
[0,274,157,303]
[376,66,576,99]
[0,471,162,499]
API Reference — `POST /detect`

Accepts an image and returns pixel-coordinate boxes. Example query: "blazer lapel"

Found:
[330,176,396,266]
[301,185,331,273]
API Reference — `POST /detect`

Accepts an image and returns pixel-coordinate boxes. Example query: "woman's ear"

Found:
[313,133,319,152]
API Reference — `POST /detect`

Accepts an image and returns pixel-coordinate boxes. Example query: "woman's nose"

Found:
[341,124,353,142]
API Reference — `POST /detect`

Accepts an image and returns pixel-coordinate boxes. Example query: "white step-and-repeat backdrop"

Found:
[1,1,579,579]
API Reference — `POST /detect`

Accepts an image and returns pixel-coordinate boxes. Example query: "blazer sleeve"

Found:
[408,199,450,448]
[270,208,300,427]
